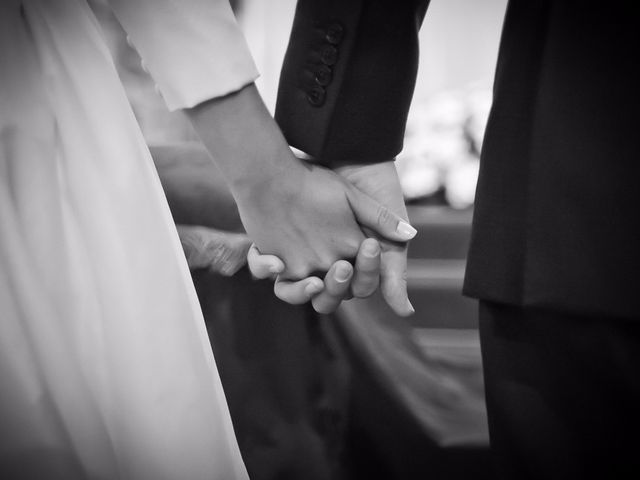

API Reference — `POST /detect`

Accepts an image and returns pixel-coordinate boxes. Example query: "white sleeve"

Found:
[108,0,259,111]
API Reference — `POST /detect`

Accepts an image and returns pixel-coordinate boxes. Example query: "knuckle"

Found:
[356,261,379,274]
[317,253,348,278]
[352,282,377,299]
[376,204,391,226]
[317,258,335,275]
[284,263,312,281]
[313,300,335,315]
[401,269,408,282]
[345,238,362,257]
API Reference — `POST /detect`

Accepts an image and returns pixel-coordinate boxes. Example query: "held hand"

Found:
[235,161,415,281]
[186,84,415,309]
[246,162,415,316]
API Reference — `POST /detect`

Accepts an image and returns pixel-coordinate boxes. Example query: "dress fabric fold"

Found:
[0,1,248,478]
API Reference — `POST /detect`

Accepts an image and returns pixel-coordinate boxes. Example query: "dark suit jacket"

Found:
[276,0,640,319]
[463,0,640,319]
[275,0,429,166]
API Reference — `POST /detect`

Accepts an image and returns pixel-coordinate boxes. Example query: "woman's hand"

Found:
[337,161,414,316]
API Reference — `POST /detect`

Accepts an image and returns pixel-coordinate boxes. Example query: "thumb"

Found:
[346,188,417,243]
[247,243,284,279]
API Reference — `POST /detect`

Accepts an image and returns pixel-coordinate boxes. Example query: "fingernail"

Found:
[305,281,323,296]
[335,264,352,283]
[363,241,380,258]
[396,221,417,240]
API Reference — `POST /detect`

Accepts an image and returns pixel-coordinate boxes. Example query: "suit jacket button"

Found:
[315,65,332,86]
[325,23,344,45]
[320,45,338,66]
[306,85,326,107]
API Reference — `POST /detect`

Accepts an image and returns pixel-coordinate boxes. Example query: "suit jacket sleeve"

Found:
[108,0,259,111]
[275,0,429,167]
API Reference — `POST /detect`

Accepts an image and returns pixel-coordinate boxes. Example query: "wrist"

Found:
[232,151,308,213]
[186,83,301,193]
[230,146,307,200]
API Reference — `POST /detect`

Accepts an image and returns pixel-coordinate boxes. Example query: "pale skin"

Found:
[184,83,415,314]
[249,237,384,314]
[249,161,413,316]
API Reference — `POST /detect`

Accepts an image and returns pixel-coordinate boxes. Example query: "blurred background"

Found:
[92,1,508,479]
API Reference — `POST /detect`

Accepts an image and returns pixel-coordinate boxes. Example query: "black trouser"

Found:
[479,301,640,480]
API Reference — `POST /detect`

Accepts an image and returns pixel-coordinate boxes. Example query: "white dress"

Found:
[0,0,256,478]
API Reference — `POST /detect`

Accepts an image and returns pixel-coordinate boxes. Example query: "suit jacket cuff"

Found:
[275,0,428,168]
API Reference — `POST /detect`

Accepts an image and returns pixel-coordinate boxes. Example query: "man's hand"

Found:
[337,161,414,316]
